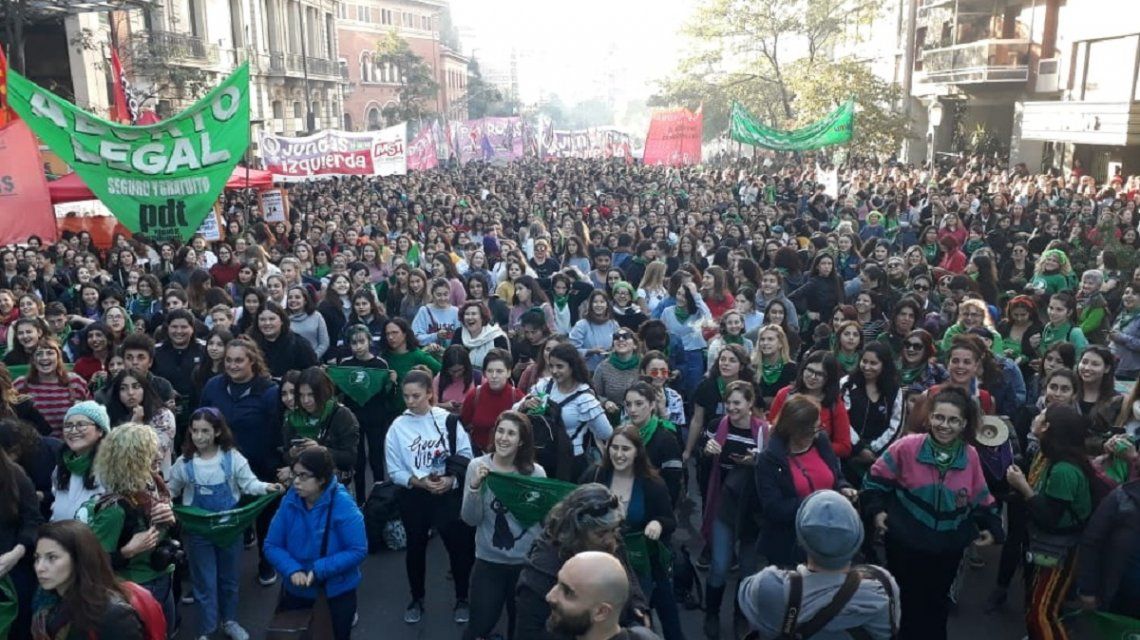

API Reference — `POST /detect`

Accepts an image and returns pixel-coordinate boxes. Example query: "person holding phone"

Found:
[280,367,360,482]
[434,346,481,415]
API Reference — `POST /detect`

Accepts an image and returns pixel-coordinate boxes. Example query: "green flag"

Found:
[0,575,16,640]
[483,471,577,527]
[730,100,854,151]
[173,491,280,547]
[1086,610,1140,638]
[5,65,250,243]
[326,366,392,406]
[623,531,672,576]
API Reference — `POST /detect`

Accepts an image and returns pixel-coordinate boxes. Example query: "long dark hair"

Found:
[600,425,659,480]
[844,341,899,404]
[182,407,237,459]
[105,368,163,426]
[1040,404,1095,478]
[792,351,841,407]
[437,345,475,392]
[547,343,591,385]
[35,520,130,634]
[495,410,536,475]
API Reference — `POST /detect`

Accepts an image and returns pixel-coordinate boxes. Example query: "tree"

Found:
[652,0,911,156]
[373,29,438,123]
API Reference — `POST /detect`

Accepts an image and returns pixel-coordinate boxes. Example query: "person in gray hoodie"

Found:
[285,285,330,360]
[737,490,899,640]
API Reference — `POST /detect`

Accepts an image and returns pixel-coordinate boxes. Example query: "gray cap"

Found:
[796,490,864,570]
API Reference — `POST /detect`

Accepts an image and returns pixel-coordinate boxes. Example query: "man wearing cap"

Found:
[737,490,899,639]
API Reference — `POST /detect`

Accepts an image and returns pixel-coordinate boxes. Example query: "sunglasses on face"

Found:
[903,342,924,351]
[913,284,929,291]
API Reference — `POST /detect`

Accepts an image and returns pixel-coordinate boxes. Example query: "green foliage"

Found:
[652,0,910,156]
[374,29,438,123]
[465,59,519,119]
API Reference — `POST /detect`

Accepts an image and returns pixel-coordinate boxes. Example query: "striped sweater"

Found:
[14,373,91,437]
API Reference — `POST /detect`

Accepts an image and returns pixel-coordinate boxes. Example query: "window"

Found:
[367,107,382,130]
[344,113,353,130]
[337,3,346,19]
[1081,35,1138,101]
[293,101,302,118]
[272,100,283,118]
[360,51,371,82]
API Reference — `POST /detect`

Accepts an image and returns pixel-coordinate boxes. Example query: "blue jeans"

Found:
[638,571,684,640]
[708,518,758,589]
[186,533,241,635]
[137,572,176,640]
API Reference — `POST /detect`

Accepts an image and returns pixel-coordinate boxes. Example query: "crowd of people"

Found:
[0,154,1138,640]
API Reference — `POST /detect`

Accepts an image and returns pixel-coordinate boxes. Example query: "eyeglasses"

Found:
[62,420,95,433]
[646,368,670,379]
[903,342,924,351]
[912,284,930,291]
[291,470,315,482]
[930,413,965,429]
[802,367,826,379]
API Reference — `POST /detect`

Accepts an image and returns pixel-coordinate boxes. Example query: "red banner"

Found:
[0,48,15,127]
[406,125,438,171]
[109,48,130,124]
[0,121,59,244]
[642,107,703,166]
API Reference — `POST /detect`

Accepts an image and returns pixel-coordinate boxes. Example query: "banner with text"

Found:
[5,64,250,243]
[448,117,524,164]
[406,124,439,171]
[730,100,854,151]
[0,121,59,244]
[642,108,703,166]
[546,127,634,160]
[259,125,407,181]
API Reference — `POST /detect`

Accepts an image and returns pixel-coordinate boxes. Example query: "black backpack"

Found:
[363,480,402,553]
[530,379,592,481]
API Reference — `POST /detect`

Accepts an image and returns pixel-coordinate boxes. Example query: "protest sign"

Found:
[259,125,406,181]
[260,188,289,223]
[643,108,703,166]
[5,65,250,243]
[730,100,854,151]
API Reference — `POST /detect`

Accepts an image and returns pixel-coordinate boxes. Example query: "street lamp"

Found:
[927,100,944,169]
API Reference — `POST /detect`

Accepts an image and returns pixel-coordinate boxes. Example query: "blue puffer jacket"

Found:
[264,478,367,599]
[198,374,281,477]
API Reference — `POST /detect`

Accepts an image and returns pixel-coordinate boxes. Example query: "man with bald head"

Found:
[545,551,660,640]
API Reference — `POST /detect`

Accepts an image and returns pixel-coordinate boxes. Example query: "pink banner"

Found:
[642,108,702,166]
[406,125,438,171]
[0,121,59,244]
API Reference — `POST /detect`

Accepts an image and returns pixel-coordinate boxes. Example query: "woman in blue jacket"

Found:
[197,335,283,586]
[265,446,367,640]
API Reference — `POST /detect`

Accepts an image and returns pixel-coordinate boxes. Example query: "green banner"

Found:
[730,100,854,151]
[173,491,280,547]
[0,575,15,640]
[1086,610,1140,637]
[624,531,673,576]
[5,64,250,243]
[326,366,392,406]
[483,471,577,527]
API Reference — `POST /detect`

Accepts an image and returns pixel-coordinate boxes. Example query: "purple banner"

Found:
[546,127,634,160]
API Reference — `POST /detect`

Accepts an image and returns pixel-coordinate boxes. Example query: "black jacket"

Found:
[515,537,650,640]
[755,433,848,568]
[283,404,360,474]
[0,467,41,557]
[579,467,676,544]
[1078,480,1140,606]
[36,592,144,640]
[257,331,319,379]
[152,338,208,418]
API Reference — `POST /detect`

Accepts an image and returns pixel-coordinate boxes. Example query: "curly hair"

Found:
[542,483,622,560]
[94,423,158,494]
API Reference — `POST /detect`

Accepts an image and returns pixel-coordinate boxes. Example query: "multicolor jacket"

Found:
[863,434,1004,554]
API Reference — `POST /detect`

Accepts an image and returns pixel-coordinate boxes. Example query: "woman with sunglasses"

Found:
[634,350,686,426]
[767,351,852,458]
[592,329,643,420]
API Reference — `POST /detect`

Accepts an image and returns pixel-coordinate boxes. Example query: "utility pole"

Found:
[299,3,315,132]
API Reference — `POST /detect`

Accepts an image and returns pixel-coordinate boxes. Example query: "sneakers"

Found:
[222,621,250,640]
[454,599,470,624]
[404,599,424,624]
[257,562,278,587]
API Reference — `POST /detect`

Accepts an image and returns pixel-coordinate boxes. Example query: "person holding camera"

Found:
[385,368,475,626]
[81,423,180,639]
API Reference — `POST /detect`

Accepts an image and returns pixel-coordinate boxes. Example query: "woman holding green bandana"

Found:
[283,366,360,481]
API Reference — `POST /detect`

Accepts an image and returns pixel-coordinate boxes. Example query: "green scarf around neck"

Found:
[286,399,337,440]
[608,352,641,371]
[673,305,691,323]
[761,359,786,385]
[63,450,94,477]
[723,334,745,345]
[553,293,570,311]
[639,415,676,445]
[836,351,860,374]
[899,364,922,385]
[928,436,963,473]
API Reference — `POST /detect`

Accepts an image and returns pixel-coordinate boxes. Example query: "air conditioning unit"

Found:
[1036,58,1059,92]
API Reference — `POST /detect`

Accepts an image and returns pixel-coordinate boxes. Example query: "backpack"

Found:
[363,480,404,553]
[530,379,593,481]
[748,565,897,640]
[120,581,167,640]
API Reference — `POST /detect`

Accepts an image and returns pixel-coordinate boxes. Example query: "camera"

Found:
[150,538,187,570]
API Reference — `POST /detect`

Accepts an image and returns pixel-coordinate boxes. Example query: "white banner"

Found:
[258,125,407,182]
[260,188,288,223]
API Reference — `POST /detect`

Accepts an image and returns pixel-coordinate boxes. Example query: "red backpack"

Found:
[119,581,167,640]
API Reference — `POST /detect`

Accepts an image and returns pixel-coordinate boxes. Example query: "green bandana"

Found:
[326,366,392,406]
[673,305,691,323]
[922,244,938,260]
[482,471,577,527]
[639,415,677,445]
[553,294,570,311]
[173,492,281,546]
[286,399,337,440]
[1116,309,1140,333]
[836,351,860,374]
[723,335,745,345]
[608,352,641,371]
[63,450,94,478]
[761,360,786,385]
[900,365,922,385]
[929,437,963,473]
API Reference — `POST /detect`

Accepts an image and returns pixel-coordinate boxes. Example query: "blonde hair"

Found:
[638,261,666,292]
[958,297,997,330]
[752,324,792,376]
[94,423,158,494]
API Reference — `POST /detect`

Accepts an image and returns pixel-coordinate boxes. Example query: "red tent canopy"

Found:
[49,167,275,204]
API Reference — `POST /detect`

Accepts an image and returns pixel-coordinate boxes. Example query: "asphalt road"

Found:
[175,493,1036,640]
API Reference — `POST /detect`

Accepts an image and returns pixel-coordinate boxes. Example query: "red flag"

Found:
[0,47,15,127]
[110,48,131,124]
[0,121,59,243]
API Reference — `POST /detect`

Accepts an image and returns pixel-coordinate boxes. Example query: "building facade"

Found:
[336,0,466,131]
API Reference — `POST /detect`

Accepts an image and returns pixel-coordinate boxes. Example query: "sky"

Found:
[449,0,696,105]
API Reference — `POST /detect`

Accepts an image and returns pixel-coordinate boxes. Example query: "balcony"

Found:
[130,30,219,66]
[921,38,1030,84]
[266,52,341,79]
[1021,100,1140,146]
